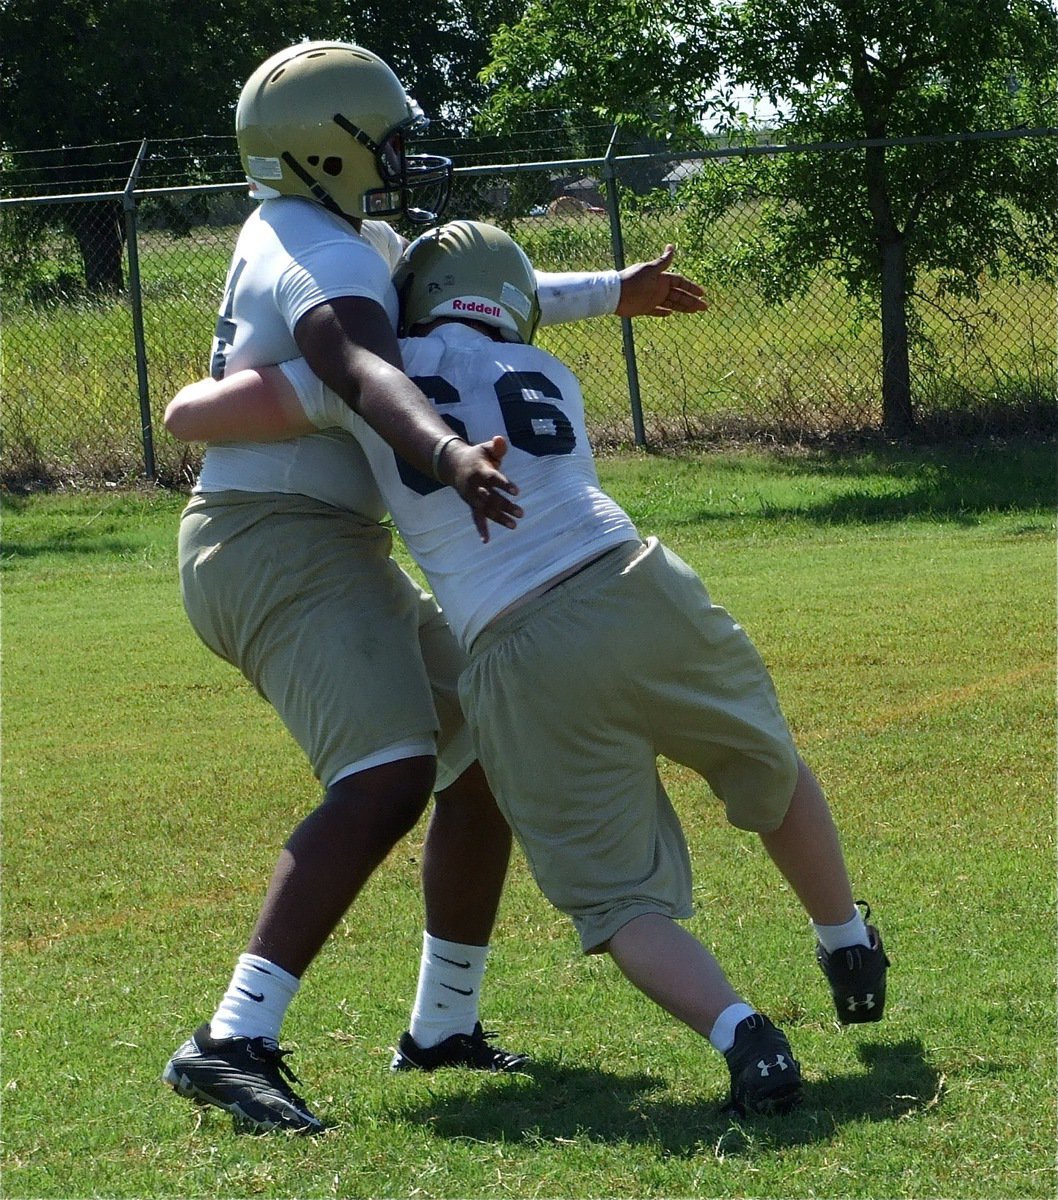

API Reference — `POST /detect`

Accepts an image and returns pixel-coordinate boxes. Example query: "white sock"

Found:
[709,1002,758,1054]
[408,933,489,1048]
[210,953,299,1043]
[813,909,870,953]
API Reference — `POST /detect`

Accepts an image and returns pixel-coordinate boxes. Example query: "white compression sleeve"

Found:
[534,269,622,326]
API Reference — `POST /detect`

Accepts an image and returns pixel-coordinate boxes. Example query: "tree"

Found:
[0,0,339,291]
[0,0,521,293]
[348,0,525,130]
[479,0,724,138]
[482,0,1058,434]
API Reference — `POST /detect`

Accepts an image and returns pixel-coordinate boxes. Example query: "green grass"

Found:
[2,440,1055,1198]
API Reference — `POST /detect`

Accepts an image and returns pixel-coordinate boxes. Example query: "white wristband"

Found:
[431,432,464,479]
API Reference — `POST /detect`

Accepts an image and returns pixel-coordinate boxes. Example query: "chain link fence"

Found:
[2,131,1054,488]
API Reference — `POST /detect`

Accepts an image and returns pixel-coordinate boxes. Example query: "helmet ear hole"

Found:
[322,156,343,177]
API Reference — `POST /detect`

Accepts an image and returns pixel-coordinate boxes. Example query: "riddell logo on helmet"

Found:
[452,298,503,318]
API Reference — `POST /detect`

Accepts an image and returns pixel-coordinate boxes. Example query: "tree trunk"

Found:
[878,234,914,436]
[69,200,125,294]
[859,129,914,437]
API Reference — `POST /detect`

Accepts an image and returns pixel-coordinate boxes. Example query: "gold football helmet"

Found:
[236,41,451,224]
[394,221,541,344]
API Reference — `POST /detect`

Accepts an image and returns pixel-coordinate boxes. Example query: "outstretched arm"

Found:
[535,244,707,325]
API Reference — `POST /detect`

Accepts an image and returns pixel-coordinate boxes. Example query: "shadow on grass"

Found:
[394,1038,938,1157]
[661,438,1056,527]
[2,532,146,561]
[2,490,184,564]
[1,495,151,561]
[789,444,1055,525]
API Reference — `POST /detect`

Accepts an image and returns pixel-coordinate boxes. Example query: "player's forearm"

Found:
[164,371,315,443]
[347,355,465,480]
[294,295,463,478]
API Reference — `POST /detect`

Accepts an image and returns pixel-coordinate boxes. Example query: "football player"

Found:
[162,43,709,1134]
[166,221,890,1118]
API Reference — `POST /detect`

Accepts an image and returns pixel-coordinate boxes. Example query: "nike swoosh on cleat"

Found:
[237,987,266,1002]
[435,954,472,969]
[440,982,473,995]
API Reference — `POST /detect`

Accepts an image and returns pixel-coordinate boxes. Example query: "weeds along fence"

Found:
[1,130,1055,487]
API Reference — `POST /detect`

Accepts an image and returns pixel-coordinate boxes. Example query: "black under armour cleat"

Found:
[816,903,890,1024]
[723,1013,803,1117]
[162,1022,323,1134]
[390,1022,529,1072]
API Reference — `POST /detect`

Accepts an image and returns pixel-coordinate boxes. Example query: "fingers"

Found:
[616,246,708,319]
[471,487,523,543]
[449,440,524,542]
[657,276,709,314]
[484,435,517,489]
[477,486,523,523]
[470,486,523,543]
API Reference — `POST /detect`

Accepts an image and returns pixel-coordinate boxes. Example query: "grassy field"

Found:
[2,440,1055,1198]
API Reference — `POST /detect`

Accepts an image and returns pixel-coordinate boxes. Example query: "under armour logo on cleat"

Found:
[756,1054,791,1077]
[846,994,876,1012]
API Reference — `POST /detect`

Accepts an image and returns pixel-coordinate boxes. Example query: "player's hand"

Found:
[439,435,523,543]
[615,244,709,318]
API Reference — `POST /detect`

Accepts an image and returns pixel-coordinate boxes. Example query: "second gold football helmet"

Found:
[395,221,541,343]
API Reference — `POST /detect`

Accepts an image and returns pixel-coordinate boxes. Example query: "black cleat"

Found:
[390,1022,528,1072]
[723,1013,803,1117]
[162,1022,323,1134]
[816,903,890,1024]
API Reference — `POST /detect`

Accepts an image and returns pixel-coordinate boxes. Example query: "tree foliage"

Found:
[0,0,521,292]
[480,0,725,138]
[1,0,330,148]
[0,0,523,147]
[483,0,1058,432]
[714,0,1058,285]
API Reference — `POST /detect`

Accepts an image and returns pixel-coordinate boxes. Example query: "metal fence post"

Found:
[123,139,155,480]
[602,126,647,448]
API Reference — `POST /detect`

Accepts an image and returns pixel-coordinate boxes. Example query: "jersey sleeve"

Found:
[276,235,395,330]
[278,358,356,432]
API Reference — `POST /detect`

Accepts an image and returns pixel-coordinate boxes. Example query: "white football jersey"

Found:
[284,323,639,647]
[194,197,405,517]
